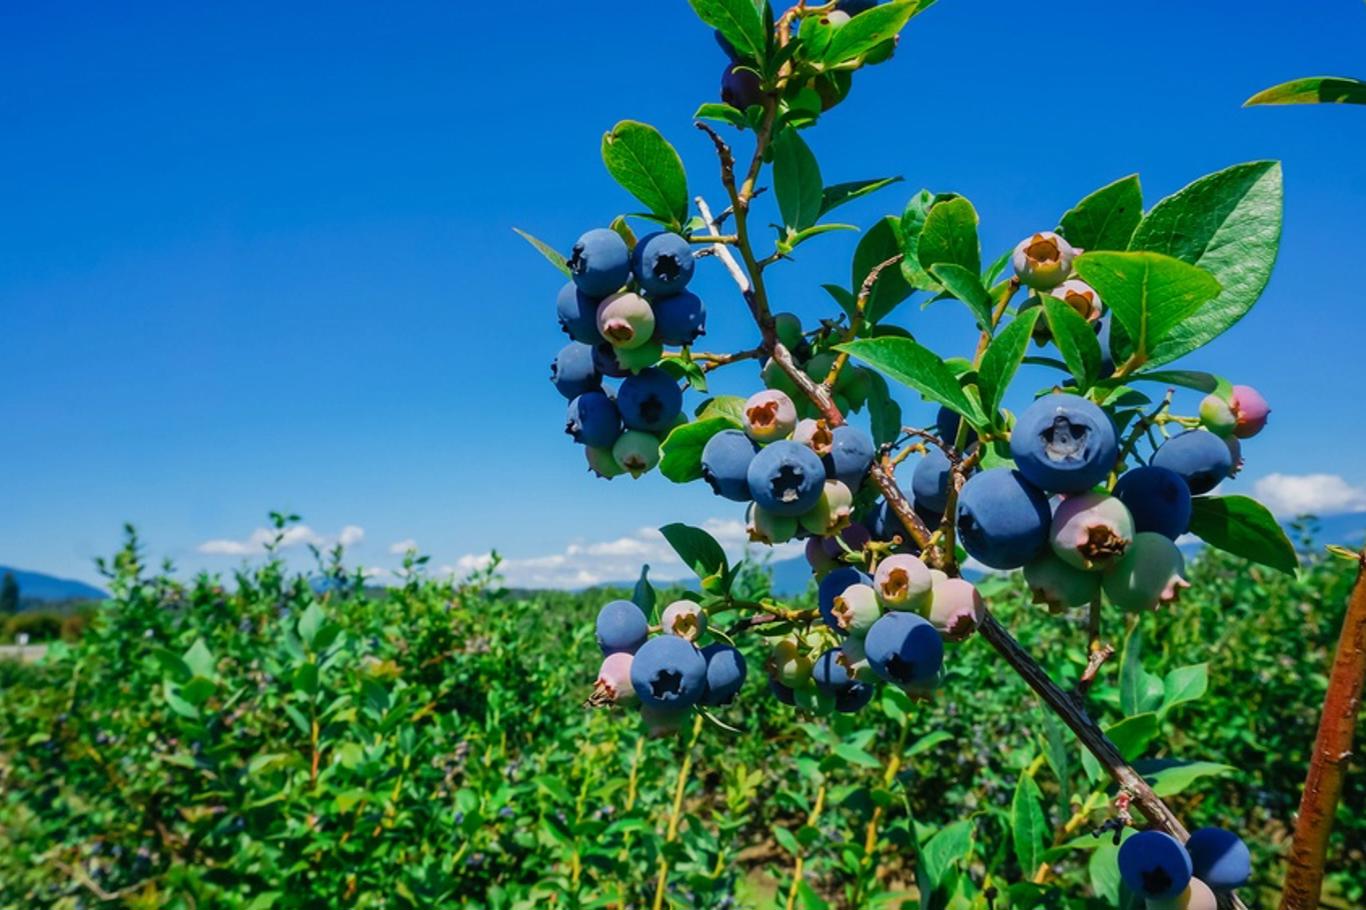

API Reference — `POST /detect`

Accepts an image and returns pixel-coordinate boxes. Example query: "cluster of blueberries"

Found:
[552,227,706,479]
[1118,827,1250,910]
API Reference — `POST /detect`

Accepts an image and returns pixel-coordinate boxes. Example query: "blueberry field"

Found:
[0,526,1360,909]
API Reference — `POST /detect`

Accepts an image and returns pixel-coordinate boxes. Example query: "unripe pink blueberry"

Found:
[873,554,934,613]
[1050,492,1135,571]
[1147,878,1218,910]
[661,600,707,642]
[591,652,637,706]
[611,430,660,478]
[585,445,625,479]
[1048,279,1102,322]
[1229,385,1270,439]
[1012,231,1078,290]
[831,583,883,637]
[799,480,854,536]
[596,292,655,350]
[1102,531,1191,611]
[928,576,984,642]
[747,502,797,545]
[1023,552,1101,613]
[744,389,798,443]
[792,418,835,456]
[769,638,813,688]
[1198,394,1237,438]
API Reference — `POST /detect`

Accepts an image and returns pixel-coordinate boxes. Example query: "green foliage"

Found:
[0,572,18,615]
[1245,76,1366,107]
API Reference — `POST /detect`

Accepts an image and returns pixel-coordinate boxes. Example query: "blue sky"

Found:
[5,1,1366,589]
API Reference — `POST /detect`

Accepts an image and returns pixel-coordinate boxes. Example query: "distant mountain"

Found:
[0,566,106,603]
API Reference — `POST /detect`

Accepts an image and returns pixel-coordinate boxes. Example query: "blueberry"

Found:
[1198,393,1237,437]
[568,228,631,297]
[864,612,944,688]
[826,425,874,490]
[747,440,826,517]
[805,537,839,575]
[1149,879,1218,910]
[830,582,882,637]
[1047,279,1102,322]
[1117,830,1193,900]
[798,480,854,536]
[629,636,707,710]
[1229,385,1270,439]
[911,448,952,513]
[812,648,856,696]
[701,430,758,502]
[593,652,637,705]
[773,312,805,351]
[836,0,879,13]
[1185,827,1250,892]
[721,64,762,110]
[1012,231,1077,291]
[595,600,648,656]
[936,406,978,448]
[591,341,631,379]
[769,638,813,688]
[871,488,935,545]
[1010,393,1118,494]
[928,576,984,642]
[550,342,602,400]
[652,290,706,346]
[617,367,682,433]
[556,282,602,344]
[1023,552,1101,612]
[1113,466,1192,540]
[834,680,874,713]
[612,430,661,478]
[768,676,797,706]
[817,566,873,632]
[660,600,707,642]
[596,292,656,350]
[631,232,695,298]
[747,502,798,545]
[872,554,933,613]
[1102,532,1191,612]
[1151,430,1233,496]
[821,523,872,559]
[744,390,798,444]
[585,444,624,480]
[567,392,622,449]
[1049,492,1134,571]
[700,643,747,706]
[955,468,1051,569]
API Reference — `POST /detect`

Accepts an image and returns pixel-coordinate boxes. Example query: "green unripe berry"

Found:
[799,480,854,536]
[747,503,797,545]
[612,430,660,478]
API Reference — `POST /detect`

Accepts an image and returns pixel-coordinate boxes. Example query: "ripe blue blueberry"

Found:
[836,0,880,13]
[1113,466,1192,540]
[813,648,862,702]
[818,566,873,632]
[700,642,748,706]
[595,600,648,656]
[566,392,622,449]
[937,405,977,448]
[631,232,695,297]
[568,228,631,297]
[1010,394,1118,494]
[911,448,952,513]
[1117,830,1193,901]
[768,676,797,706]
[1185,828,1251,892]
[1152,430,1234,495]
[747,440,826,517]
[955,468,1051,569]
[864,612,944,688]
[629,636,707,710]
[556,282,602,344]
[701,429,758,501]
[826,425,874,490]
[617,367,682,433]
[550,342,601,400]
[652,290,706,346]
[722,63,762,110]
[591,341,630,379]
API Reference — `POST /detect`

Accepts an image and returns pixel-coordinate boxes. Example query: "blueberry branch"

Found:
[824,252,904,388]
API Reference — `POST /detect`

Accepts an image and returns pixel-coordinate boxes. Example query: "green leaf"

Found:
[1011,772,1048,876]
[1041,295,1103,391]
[660,418,737,484]
[852,216,913,323]
[182,638,216,681]
[928,263,993,332]
[694,394,747,426]
[693,102,749,128]
[1119,625,1164,717]
[917,196,980,277]
[1073,251,1221,361]
[686,0,767,65]
[1089,834,1126,905]
[977,310,1039,425]
[819,176,903,217]
[632,565,656,619]
[774,825,801,856]
[1123,369,1229,397]
[1039,711,1071,809]
[784,223,858,254]
[772,131,823,231]
[1187,494,1298,575]
[919,819,973,897]
[836,337,985,427]
[659,523,729,583]
[1161,663,1209,717]
[1128,162,1283,366]
[601,121,689,227]
[1058,174,1142,252]
[899,188,942,290]
[904,730,953,758]
[864,371,903,447]
[298,602,326,649]
[1245,76,1366,107]
[163,679,200,719]
[833,742,882,770]
[823,0,927,66]
[1108,713,1160,761]
[1133,759,1237,798]
[512,229,571,278]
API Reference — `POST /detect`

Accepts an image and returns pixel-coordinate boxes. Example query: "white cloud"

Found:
[1252,473,1366,519]
[447,518,803,590]
[197,523,366,557]
[388,538,418,555]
